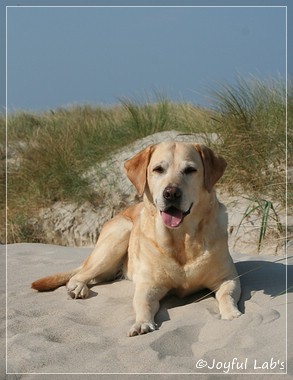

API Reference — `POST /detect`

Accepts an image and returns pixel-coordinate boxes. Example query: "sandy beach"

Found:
[3,243,292,378]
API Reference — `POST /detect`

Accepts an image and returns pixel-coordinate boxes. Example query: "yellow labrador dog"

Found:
[32,142,241,336]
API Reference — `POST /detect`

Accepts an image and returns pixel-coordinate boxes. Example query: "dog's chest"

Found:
[167,235,205,265]
[161,243,213,292]
[128,223,213,291]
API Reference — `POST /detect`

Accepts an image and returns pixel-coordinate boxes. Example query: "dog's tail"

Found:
[31,267,81,291]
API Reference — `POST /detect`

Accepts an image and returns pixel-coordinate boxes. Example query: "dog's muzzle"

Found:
[160,203,193,228]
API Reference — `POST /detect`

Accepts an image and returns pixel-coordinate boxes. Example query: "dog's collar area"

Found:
[160,203,193,228]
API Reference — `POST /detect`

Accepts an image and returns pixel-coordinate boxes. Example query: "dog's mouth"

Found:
[160,204,193,228]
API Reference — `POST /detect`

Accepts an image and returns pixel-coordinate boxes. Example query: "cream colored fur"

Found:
[32,142,241,336]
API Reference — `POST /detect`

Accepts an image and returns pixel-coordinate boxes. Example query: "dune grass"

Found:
[2,76,290,244]
[209,76,288,201]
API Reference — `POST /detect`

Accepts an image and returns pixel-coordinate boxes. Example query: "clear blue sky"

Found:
[4,4,289,112]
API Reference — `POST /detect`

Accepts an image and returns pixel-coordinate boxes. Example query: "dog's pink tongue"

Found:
[161,208,184,228]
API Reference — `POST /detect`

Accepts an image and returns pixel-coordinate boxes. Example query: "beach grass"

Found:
[209,76,288,202]
[2,76,290,244]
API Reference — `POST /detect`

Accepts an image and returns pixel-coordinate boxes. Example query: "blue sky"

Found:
[4,4,289,112]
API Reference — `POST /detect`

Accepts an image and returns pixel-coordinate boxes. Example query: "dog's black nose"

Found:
[163,186,182,201]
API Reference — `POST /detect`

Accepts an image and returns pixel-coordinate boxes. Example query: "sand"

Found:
[3,243,293,379]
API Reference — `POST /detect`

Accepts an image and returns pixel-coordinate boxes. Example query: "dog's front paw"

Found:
[67,279,89,299]
[221,307,242,320]
[128,321,158,337]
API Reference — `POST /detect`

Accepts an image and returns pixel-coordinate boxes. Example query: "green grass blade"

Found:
[258,200,272,251]
[236,203,260,235]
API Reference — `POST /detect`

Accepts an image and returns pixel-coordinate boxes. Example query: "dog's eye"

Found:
[153,165,165,174]
[183,166,197,175]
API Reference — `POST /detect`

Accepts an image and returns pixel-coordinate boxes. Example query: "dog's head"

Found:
[124,142,226,229]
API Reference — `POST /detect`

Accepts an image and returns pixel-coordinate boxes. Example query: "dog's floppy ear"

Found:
[194,144,227,192]
[124,145,154,196]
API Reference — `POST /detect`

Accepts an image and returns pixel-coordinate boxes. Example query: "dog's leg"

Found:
[67,214,133,299]
[128,283,169,337]
[214,277,242,320]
